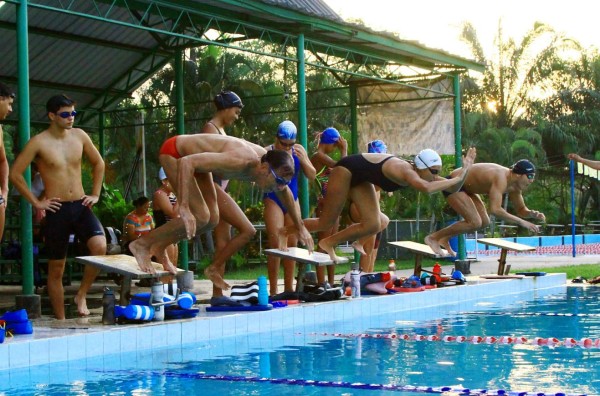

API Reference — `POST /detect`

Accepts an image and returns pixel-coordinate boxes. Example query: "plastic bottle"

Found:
[151,281,165,321]
[257,276,269,306]
[388,259,396,272]
[433,262,442,283]
[102,287,116,325]
[350,268,361,298]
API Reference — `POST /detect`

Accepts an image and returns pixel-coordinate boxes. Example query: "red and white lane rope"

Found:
[301,332,600,349]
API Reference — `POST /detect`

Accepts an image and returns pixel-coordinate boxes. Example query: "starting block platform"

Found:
[388,241,450,276]
[264,248,349,292]
[476,238,536,276]
[75,254,183,305]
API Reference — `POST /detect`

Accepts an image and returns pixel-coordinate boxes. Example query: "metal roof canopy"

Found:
[0,0,483,128]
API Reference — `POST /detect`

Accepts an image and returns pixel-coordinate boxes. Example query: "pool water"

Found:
[1,286,599,395]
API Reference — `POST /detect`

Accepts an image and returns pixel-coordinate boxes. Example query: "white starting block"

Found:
[388,241,450,276]
[476,238,536,277]
[75,254,183,305]
[264,248,349,292]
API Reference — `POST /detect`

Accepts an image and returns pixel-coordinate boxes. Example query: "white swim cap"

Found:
[158,167,167,180]
[414,149,442,169]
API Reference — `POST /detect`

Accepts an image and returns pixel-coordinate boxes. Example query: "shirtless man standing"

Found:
[10,94,106,319]
[0,82,14,244]
[425,159,545,256]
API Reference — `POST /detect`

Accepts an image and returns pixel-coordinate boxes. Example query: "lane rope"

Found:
[299,332,599,349]
[99,369,588,396]
[459,311,600,318]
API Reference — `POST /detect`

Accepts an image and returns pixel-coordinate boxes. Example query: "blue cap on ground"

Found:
[320,127,340,144]
[452,270,466,282]
[277,120,297,140]
[367,139,387,153]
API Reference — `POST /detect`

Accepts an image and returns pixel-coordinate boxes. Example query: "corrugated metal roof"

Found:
[0,0,482,128]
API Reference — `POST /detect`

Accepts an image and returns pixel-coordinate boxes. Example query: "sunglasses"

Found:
[269,165,291,186]
[277,138,295,149]
[57,111,77,118]
[526,173,535,180]
[417,155,439,175]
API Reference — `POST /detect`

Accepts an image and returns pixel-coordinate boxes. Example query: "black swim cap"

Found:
[511,159,535,175]
[214,91,244,110]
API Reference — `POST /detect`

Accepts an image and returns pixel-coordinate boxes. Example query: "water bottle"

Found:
[388,259,396,272]
[102,287,116,325]
[350,269,361,298]
[150,281,165,321]
[433,262,442,283]
[257,276,269,306]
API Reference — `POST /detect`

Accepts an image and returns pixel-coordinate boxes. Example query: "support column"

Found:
[453,74,466,261]
[174,50,189,271]
[15,0,40,318]
[296,34,309,218]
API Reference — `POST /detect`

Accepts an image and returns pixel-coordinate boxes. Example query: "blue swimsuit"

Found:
[263,145,300,214]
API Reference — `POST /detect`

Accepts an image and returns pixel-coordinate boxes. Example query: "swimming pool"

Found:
[1,277,597,395]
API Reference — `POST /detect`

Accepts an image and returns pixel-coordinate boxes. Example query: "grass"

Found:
[511,264,599,280]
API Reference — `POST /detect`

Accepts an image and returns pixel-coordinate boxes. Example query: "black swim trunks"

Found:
[442,175,467,198]
[335,154,404,192]
[43,199,105,260]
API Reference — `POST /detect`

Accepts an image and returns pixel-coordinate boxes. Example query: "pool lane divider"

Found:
[301,332,600,349]
[101,370,588,396]
[459,311,600,317]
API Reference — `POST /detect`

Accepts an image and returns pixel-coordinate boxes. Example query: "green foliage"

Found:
[94,184,131,229]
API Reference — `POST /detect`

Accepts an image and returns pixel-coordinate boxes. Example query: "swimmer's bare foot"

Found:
[129,240,157,275]
[351,241,366,256]
[74,293,90,317]
[424,235,446,256]
[151,247,178,275]
[439,237,456,256]
[318,239,342,263]
[204,265,230,291]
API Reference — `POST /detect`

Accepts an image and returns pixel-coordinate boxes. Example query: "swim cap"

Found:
[320,127,340,144]
[214,91,244,110]
[414,149,442,169]
[158,167,167,180]
[367,140,387,154]
[511,159,535,175]
[277,120,297,140]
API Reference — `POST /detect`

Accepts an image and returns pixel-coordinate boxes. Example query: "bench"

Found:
[476,238,536,276]
[75,254,183,305]
[387,241,450,276]
[264,247,349,292]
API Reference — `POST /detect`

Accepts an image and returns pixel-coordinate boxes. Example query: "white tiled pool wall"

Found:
[0,274,567,371]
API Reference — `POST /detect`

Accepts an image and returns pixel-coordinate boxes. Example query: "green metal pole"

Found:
[98,111,105,157]
[453,74,466,260]
[349,83,361,264]
[17,0,34,295]
[174,50,188,270]
[296,34,309,218]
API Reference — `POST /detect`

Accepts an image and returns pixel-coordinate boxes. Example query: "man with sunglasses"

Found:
[425,159,545,256]
[10,94,106,319]
[0,82,14,247]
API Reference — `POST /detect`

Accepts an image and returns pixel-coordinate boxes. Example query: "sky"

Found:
[324,0,599,59]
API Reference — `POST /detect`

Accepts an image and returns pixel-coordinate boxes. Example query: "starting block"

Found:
[264,248,348,292]
[75,254,183,305]
[476,238,536,276]
[388,241,450,276]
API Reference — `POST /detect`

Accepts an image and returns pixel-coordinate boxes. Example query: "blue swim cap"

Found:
[367,140,387,153]
[277,120,297,140]
[214,91,244,110]
[320,127,340,144]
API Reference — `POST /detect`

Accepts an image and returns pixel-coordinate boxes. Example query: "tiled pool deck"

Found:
[0,271,568,372]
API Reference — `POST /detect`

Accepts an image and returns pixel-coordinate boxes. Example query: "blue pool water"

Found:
[2,286,599,395]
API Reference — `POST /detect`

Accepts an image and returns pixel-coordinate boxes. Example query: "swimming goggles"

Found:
[417,155,439,175]
[57,111,77,118]
[269,166,291,186]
